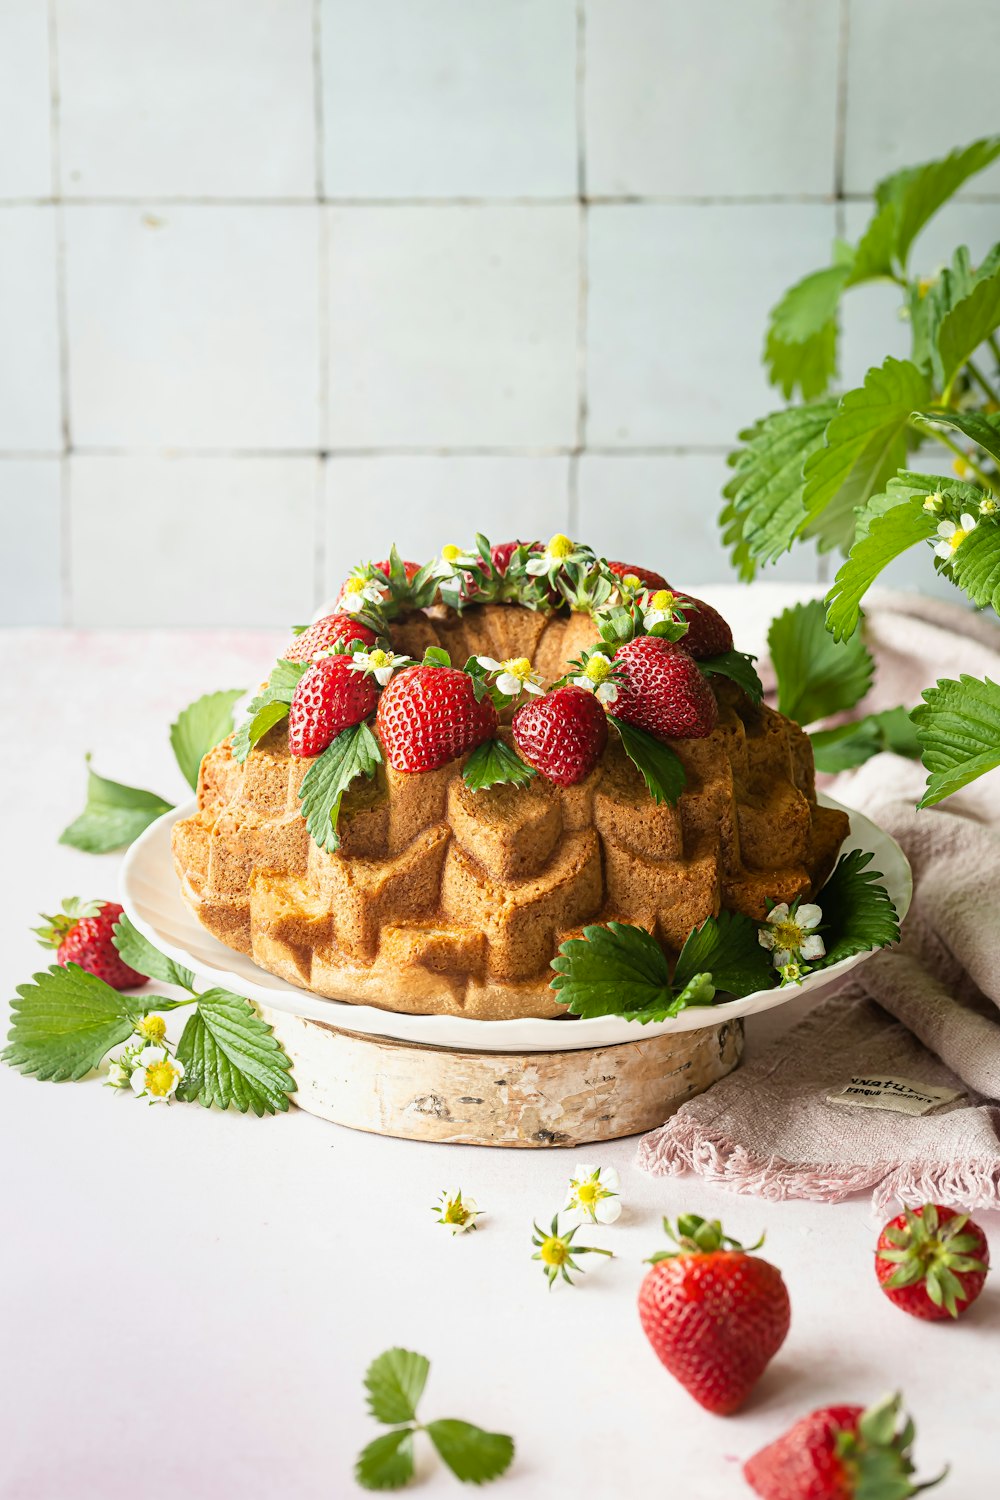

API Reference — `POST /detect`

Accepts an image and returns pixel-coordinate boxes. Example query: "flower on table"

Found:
[758,901,825,974]
[129,1046,185,1103]
[564,1163,621,1225]
[935,513,978,560]
[135,1014,167,1044]
[433,1189,482,1235]
[475,656,544,700]
[531,1212,613,1289]
[351,647,413,686]
[572,651,620,706]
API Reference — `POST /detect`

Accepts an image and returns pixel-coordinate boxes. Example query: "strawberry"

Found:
[512,685,608,786]
[376,664,498,772]
[613,636,718,739]
[607,559,671,592]
[374,557,421,584]
[491,540,533,574]
[637,1215,789,1415]
[288,654,378,757]
[35,900,146,990]
[284,613,377,664]
[743,1393,941,1499]
[673,593,734,659]
[875,1202,989,1320]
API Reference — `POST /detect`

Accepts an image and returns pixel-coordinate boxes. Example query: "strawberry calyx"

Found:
[34,898,103,949]
[645,1213,765,1264]
[835,1394,947,1498]
[877,1203,989,1317]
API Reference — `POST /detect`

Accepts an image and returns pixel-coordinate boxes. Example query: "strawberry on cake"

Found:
[171,537,848,1021]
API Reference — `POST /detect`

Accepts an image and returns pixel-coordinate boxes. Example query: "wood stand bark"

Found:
[260,1007,744,1147]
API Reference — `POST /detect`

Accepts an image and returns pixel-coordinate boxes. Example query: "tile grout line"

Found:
[46,0,73,624]
[311,0,328,606]
[0,443,738,461]
[833,0,850,202]
[14,191,1000,210]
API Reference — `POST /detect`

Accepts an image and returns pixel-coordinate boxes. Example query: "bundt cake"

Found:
[171,538,849,1021]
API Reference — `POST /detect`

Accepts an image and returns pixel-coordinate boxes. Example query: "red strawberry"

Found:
[374,557,421,584]
[288,655,378,757]
[284,613,377,664]
[512,685,609,786]
[376,664,498,772]
[613,636,718,739]
[744,1394,939,1499]
[673,593,734,659]
[875,1202,989,1321]
[607,559,671,592]
[637,1215,789,1415]
[35,900,146,990]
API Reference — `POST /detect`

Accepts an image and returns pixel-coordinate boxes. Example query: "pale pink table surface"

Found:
[1,596,993,1498]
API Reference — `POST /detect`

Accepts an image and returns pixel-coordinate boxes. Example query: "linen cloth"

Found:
[638,592,1000,1210]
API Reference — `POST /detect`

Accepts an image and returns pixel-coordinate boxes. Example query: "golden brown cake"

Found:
[172,556,849,1021]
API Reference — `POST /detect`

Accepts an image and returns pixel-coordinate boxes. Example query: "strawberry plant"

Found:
[722,135,1000,806]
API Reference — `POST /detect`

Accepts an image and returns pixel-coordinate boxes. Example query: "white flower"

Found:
[525,532,580,575]
[757,901,825,970]
[476,655,544,698]
[105,1058,131,1090]
[980,495,999,517]
[431,543,477,579]
[642,588,681,631]
[432,1189,481,1235]
[129,1046,185,1103]
[564,1163,621,1225]
[337,581,383,615]
[572,652,619,706]
[935,513,978,561]
[351,648,413,686]
[922,491,944,514]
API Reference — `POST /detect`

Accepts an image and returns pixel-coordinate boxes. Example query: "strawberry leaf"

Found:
[764,265,848,400]
[816,850,900,969]
[175,989,295,1115]
[170,688,244,791]
[550,921,715,1022]
[3,965,174,1082]
[911,674,1000,806]
[462,739,536,793]
[354,1430,415,1492]
[809,707,920,773]
[609,718,686,807]
[825,492,940,642]
[698,649,763,705]
[298,721,382,853]
[936,262,1000,397]
[673,910,776,998]
[111,913,196,992]
[768,598,874,726]
[424,1420,515,1486]
[722,400,837,578]
[364,1348,430,1425]
[910,408,1000,469]
[59,758,174,854]
[232,660,309,764]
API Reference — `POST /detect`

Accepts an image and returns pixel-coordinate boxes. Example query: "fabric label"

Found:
[826,1074,963,1116]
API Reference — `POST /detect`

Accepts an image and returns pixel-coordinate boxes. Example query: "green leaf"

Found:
[909,243,1000,380]
[609,718,686,807]
[936,263,1000,396]
[170,689,244,791]
[673,910,776,998]
[810,707,920,773]
[3,964,167,1082]
[768,599,874,725]
[825,495,939,642]
[59,759,174,854]
[424,1420,515,1487]
[355,1430,415,1492]
[764,265,848,400]
[423,647,452,668]
[911,407,1000,468]
[697,650,764,705]
[722,401,837,576]
[888,137,1000,268]
[175,990,296,1115]
[550,921,713,1022]
[817,849,900,968]
[801,358,931,553]
[232,660,309,764]
[298,721,382,853]
[845,201,897,283]
[911,674,1000,806]
[462,738,537,793]
[947,518,1000,611]
[111,913,196,991]
[364,1348,430,1426]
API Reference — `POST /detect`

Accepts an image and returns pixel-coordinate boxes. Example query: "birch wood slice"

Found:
[260,1007,744,1147]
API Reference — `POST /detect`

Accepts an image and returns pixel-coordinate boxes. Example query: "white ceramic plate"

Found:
[120,793,911,1054]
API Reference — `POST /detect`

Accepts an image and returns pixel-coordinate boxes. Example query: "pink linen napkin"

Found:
[638,593,1000,1211]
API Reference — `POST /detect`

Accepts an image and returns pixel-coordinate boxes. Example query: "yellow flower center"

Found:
[441,543,462,563]
[575,1180,600,1206]
[917,276,935,300]
[948,526,968,552]
[144,1060,177,1097]
[980,497,998,516]
[137,1015,167,1043]
[770,919,805,952]
[501,657,533,682]
[583,654,614,684]
[442,1199,471,1226]
[546,533,574,560]
[952,457,973,479]
[621,573,640,590]
[922,492,943,512]
[649,589,676,611]
[539,1235,568,1267]
[369,648,391,668]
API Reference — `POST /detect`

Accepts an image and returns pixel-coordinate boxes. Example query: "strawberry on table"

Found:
[376,664,498,772]
[35,900,146,990]
[613,636,719,739]
[512,685,609,787]
[284,612,378,664]
[743,1393,943,1499]
[875,1202,989,1321]
[637,1214,790,1415]
[288,654,378,757]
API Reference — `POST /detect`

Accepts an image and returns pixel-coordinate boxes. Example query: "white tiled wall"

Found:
[3,0,999,625]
